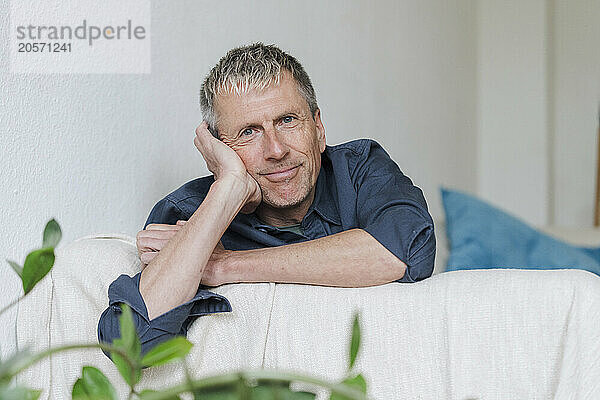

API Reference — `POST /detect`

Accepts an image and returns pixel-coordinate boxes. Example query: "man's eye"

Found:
[282,116,295,124]
[241,128,254,136]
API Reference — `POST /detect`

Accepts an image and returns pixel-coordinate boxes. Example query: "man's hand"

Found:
[199,240,234,287]
[136,220,233,286]
[194,122,262,214]
[136,220,186,267]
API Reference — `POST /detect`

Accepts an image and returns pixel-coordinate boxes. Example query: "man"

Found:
[98,43,435,355]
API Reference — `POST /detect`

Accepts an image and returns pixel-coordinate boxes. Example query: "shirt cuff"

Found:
[362,207,436,283]
[396,241,436,283]
[107,272,232,335]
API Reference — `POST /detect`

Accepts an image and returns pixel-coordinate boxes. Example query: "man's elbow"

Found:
[98,304,183,364]
[401,245,436,283]
[391,258,408,282]
[97,306,121,359]
[395,228,436,283]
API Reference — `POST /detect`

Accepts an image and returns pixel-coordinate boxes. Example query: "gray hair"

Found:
[200,43,318,138]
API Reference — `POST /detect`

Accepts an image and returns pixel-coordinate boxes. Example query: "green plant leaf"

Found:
[110,304,141,387]
[119,304,139,355]
[281,391,317,399]
[342,374,366,393]
[42,219,62,249]
[251,384,316,399]
[0,384,41,400]
[71,366,118,400]
[138,389,182,400]
[189,383,239,400]
[141,336,192,367]
[288,392,317,399]
[249,385,276,400]
[111,341,141,387]
[349,313,361,370]
[21,248,55,295]
[328,374,367,400]
[254,380,316,399]
[6,259,23,278]
[328,390,353,400]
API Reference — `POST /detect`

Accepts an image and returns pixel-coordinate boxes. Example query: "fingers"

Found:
[194,128,213,172]
[140,251,158,266]
[195,121,211,139]
[240,178,262,214]
[142,222,186,240]
[194,122,214,152]
[136,220,188,265]
[138,235,170,249]
[137,235,169,265]
[145,222,185,231]
[136,228,177,253]
[137,230,178,246]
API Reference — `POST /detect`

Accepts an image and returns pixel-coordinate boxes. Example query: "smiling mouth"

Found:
[260,165,300,182]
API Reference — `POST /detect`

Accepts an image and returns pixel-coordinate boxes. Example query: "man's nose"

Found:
[262,126,289,160]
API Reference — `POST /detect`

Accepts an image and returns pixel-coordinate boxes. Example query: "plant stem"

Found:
[0,296,23,317]
[137,370,368,400]
[10,343,138,385]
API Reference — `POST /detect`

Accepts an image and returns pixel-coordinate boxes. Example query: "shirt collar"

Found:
[305,164,342,226]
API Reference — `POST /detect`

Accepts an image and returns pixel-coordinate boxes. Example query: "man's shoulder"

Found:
[146,175,215,225]
[164,175,215,205]
[325,138,376,157]
[324,138,391,172]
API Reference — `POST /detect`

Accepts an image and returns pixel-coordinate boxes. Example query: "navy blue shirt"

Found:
[98,139,436,355]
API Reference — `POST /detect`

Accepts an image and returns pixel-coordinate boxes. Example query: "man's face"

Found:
[214,71,326,213]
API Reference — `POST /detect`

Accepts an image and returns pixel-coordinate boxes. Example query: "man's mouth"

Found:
[260,165,300,183]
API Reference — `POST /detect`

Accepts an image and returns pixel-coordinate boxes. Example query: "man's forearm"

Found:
[223,229,407,287]
[139,176,248,320]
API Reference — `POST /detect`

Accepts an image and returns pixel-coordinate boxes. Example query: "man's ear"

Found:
[313,108,326,153]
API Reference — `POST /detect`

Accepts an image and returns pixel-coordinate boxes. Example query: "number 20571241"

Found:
[18,42,72,53]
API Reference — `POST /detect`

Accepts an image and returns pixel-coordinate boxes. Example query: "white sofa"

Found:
[10,226,600,399]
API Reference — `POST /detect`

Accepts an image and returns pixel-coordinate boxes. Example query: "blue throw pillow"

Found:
[441,188,600,275]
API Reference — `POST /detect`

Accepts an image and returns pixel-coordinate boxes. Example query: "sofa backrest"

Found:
[15,234,600,399]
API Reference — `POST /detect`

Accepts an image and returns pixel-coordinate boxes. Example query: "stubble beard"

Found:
[258,167,313,209]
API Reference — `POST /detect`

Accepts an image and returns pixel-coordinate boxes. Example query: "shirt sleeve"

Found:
[355,140,436,282]
[98,195,232,359]
[97,272,232,358]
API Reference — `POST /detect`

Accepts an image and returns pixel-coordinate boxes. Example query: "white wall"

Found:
[552,0,600,227]
[477,0,550,226]
[0,0,478,357]
[477,0,600,228]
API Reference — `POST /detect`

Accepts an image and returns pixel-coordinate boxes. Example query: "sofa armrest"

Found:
[15,234,274,398]
[16,234,141,398]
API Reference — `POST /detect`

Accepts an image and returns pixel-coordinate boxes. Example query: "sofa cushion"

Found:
[442,188,600,275]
